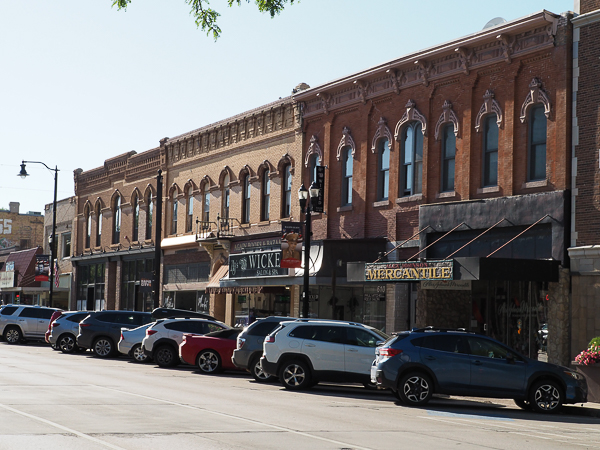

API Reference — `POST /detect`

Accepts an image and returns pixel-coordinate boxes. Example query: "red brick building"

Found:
[295,10,573,363]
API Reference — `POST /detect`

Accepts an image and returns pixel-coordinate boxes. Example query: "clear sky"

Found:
[0,0,573,214]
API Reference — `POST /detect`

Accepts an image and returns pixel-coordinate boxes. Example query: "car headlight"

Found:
[564,370,584,381]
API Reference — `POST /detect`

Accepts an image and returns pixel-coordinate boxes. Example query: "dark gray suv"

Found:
[77,311,153,357]
[232,316,296,382]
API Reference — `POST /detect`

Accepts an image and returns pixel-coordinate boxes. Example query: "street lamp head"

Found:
[18,162,29,179]
[309,182,320,199]
[298,183,308,210]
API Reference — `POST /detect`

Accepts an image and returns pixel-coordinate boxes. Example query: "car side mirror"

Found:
[506,353,515,364]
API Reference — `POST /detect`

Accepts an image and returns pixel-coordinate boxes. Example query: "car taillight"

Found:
[52,322,60,328]
[237,337,246,349]
[146,329,158,336]
[264,335,275,344]
[120,332,124,340]
[79,323,91,328]
[379,347,402,358]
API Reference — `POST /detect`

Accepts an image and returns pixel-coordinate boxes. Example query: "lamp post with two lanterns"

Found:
[298,182,320,319]
[18,161,59,307]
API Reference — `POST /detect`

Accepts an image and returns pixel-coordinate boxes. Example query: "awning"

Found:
[205,265,263,294]
[161,234,198,249]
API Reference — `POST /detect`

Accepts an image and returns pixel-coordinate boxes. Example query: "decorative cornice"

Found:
[394,100,427,141]
[434,100,460,140]
[305,135,323,167]
[520,77,551,123]
[336,127,356,161]
[371,117,393,153]
[475,90,503,132]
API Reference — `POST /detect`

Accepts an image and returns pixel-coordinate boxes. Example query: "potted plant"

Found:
[574,337,600,403]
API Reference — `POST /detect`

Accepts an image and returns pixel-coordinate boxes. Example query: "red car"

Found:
[45,310,64,345]
[179,328,243,374]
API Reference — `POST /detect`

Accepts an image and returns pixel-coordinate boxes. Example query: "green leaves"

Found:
[111,0,296,40]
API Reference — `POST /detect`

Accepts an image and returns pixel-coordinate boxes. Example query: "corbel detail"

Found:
[371,117,393,153]
[336,127,356,161]
[475,90,503,132]
[434,100,460,140]
[520,77,551,123]
[394,100,427,141]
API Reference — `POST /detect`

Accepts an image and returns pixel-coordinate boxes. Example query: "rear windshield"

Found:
[247,321,282,337]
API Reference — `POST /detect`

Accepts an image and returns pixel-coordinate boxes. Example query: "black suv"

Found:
[77,311,153,357]
[151,308,215,320]
[372,327,588,413]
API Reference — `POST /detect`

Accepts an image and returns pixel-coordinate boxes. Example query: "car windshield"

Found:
[368,328,390,341]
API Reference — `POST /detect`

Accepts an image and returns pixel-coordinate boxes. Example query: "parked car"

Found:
[118,323,154,363]
[45,310,64,346]
[0,304,60,344]
[260,319,389,390]
[371,327,588,414]
[151,308,215,321]
[142,318,229,368]
[77,311,153,357]
[232,316,297,382]
[48,311,90,353]
[180,328,243,374]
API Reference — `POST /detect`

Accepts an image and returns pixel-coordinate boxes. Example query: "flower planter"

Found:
[573,362,600,403]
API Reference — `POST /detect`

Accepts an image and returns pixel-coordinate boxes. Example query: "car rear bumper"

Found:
[260,357,278,376]
[232,349,250,369]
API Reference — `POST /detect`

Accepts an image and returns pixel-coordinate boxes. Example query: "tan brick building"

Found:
[0,202,44,255]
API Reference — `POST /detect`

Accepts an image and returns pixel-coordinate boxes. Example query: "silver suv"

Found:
[260,320,389,390]
[0,304,60,344]
[48,311,90,353]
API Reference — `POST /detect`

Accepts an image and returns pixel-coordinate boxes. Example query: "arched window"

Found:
[528,104,547,181]
[309,154,320,185]
[441,124,456,192]
[203,187,210,223]
[222,174,230,219]
[186,186,194,232]
[262,169,271,221]
[96,204,102,247]
[483,114,499,187]
[377,138,390,201]
[281,166,291,219]
[242,173,251,224]
[112,195,121,245]
[171,192,178,235]
[342,146,353,206]
[401,122,423,196]
[146,192,153,240]
[132,193,139,242]
[85,207,91,249]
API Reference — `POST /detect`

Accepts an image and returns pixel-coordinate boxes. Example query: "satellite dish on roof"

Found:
[483,17,507,29]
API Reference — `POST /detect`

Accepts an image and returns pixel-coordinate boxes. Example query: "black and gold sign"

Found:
[365,260,453,282]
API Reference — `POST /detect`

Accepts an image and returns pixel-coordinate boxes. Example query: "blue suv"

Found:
[371,328,587,414]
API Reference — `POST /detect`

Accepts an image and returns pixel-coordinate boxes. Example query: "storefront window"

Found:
[234,290,292,327]
[76,263,105,311]
[121,258,154,312]
[162,290,209,314]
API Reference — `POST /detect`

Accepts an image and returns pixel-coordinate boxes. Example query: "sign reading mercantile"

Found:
[229,250,287,279]
[365,260,453,282]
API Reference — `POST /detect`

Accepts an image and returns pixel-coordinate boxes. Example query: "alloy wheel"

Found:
[93,338,112,357]
[533,383,561,412]
[282,363,306,388]
[132,344,148,363]
[402,375,430,403]
[198,351,220,373]
[5,328,21,344]
[59,335,76,353]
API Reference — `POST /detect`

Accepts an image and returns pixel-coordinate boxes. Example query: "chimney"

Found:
[9,202,19,214]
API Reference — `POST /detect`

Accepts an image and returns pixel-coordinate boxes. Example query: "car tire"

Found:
[131,344,148,363]
[279,359,311,390]
[154,345,178,368]
[391,389,402,401]
[4,327,22,344]
[513,399,531,410]
[58,334,77,353]
[529,379,563,414]
[398,372,433,406]
[92,337,114,358]
[197,349,222,374]
[250,356,276,383]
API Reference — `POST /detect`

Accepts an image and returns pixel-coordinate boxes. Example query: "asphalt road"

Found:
[0,342,598,450]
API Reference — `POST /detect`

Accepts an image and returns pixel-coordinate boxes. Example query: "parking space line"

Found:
[0,402,127,450]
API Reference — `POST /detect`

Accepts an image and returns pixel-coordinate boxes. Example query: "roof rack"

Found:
[410,326,475,334]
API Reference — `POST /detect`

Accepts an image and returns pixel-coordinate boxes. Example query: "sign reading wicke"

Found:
[365,260,453,282]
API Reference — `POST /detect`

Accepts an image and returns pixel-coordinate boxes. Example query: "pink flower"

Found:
[575,345,600,365]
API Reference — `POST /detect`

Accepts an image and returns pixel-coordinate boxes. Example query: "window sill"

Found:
[109,244,120,250]
[477,186,500,194]
[257,220,271,227]
[337,205,353,213]
[396,194,423,204]
[522,179,548,189]
[436,191,457,199]
[373,200,390,208]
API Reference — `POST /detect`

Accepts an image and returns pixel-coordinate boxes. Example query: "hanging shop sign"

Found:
[365,260,453,282]
[0,271,15,288]
[281,222,303,269]
[231,237,281,254]
[229,250,287,278]
[312,166,325,213]
[139,272,153,293]
[34,255,50,282]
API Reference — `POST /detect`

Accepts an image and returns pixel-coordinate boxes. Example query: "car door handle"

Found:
[473,360,483,365]
[347,349,358,352]
[18,319,25,322]
[305,343,316,347]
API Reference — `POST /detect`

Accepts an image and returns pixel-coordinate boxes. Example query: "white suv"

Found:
[260,320,389,390]
[142,318,229,367]
[0,304,60,344]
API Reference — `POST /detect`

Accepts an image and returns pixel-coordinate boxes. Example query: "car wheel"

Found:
[154,345,178,367]
[529,379,563,414]
[513,399,531,410]
[398,372,433,406]
[197,349,222,374]
[250,356,276,383]
[58,334,77,353]
[279,360,311,390]
[4,327,22,344]
[131,344,148,363]
[92,337,114,358]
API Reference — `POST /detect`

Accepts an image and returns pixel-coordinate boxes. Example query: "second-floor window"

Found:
[85,209,91,249]
[171,194,178,235]
[483,114,499,186]
[112,196,121,245]
[203,189,210,223]
[342,146,353,206]
[222,174,230,219]
[441,124,456,192]
[132,194,139,242]
[263,169,271,221]
[146,192,153,240]
[377,138,390,201]
[309,154,320,185]
[401,122,423,196]
[186,187,194,232]
[528,104,547,181]
[96,205,102,247]
[242,174,251,224]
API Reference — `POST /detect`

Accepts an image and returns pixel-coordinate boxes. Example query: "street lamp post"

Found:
[153,169,163,309]
[18,161,59,307]
[298,182,320,318]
